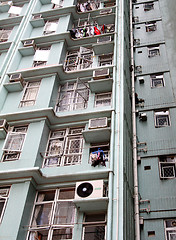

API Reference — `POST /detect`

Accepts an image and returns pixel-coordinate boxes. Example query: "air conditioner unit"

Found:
[100,9,112,15]
[97,36,111,44]
[23,40,36,48]
[9,73,23,83]
[32,14,42,20]
[75,180,104,200]
[0,119,9,132]
[93,68,109,80]
[89,117,107,129]
[139,113,147,121]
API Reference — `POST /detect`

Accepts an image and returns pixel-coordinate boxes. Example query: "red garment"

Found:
[94,26,101,35]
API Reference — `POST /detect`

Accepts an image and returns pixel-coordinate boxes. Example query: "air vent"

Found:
[93,68,109,80]
[139,77,144,84]
[139,113,147,121]
[97,36,111,44]
[100,8,112,15]
[9,73,23,83]
[23,40,36,48]
[32,14,42,20]
[89,117,107,129]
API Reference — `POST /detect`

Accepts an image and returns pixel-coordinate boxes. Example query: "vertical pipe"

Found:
[129,0,141,240]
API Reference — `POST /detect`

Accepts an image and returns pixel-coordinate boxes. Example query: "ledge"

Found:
[83,127,111,143]
[73,197,109,211]
[88,78,113,93]
[4,81,24,92]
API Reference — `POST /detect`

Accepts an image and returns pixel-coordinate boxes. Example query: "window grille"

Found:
[77,1,100,12]
[0,186,10,224]
[98,54,113,66]
[2,126,28,162]
[143,2,154,11]
[165,219,176,240]
[95,92,112,107]
[27,188,75,240]
[148,45,160,57]
[43,20,58,35]
[154,110,170,128]
[19,81,41,107]
[145,21,157,32]
[56,81,89,112]
[0,28,12,42]
[65,47,93,71]
[159,155,176,179]
[150,74,164,88]
[83,213,106,240]
[43,127,84,167]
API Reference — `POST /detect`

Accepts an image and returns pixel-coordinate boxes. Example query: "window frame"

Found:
[143,2,154,11]
[2,126,28,162]
[56,81,89,112]
[43,20,59,35]
[154,110,171,128]
[19,80,41,107]
[82,212,107,240]
[165,219,176,240]
[145,21,157,32]
[148,45,160,58]
[150,74,164,88]
[43,127,84,168]
[0,186,10,224]
[27,188,76,240]
[159,155,176,179]
[94,92,112,107]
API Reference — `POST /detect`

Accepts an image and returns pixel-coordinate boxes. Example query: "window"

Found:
[33,47,50,67]
[27,188,75,240]
[8,5,22,17]
[159,155,176,179]
[143,2,154,11]
[148,45,160,57]
[89,143,110,167]
[56,81,89,112]
[0,186,10,224]
[2,126,28,161]
[65,47,93,71]
[77,1,100,12]
[43,20,58,35]
[83,213,106,240]
[145,21,157,32]
[150,74,164,88]
[98,54,113,66]
[19,81,41,107]
[165,219,176,240]
[154,110,170,128]
[43,127,84,167]
[95,93,111,107]
[0,28,12,42]
[52,0,64,9]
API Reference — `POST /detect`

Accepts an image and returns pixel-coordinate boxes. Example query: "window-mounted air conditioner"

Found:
[75,180,104,200]
[32,14,42,20]
[97,36,111,44]
[89,117,107,129]
[9,73,23,83]
[23,40,36,48]
[139,113,147,121]
[93,68,109,80]
[0,119,9,132]
[100,9,112,15]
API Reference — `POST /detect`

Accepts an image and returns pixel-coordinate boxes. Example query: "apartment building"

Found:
[133,0,176,239]
[0,0,134,239]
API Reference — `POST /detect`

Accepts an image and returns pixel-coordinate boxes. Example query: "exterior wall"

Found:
[0,0,134,239]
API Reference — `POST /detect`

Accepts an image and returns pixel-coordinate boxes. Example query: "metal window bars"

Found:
[0,186,10,224]
[155,111,170,128]
[65,47,93,71]
[95,92,112,107]
[2,126,28,162]
[159,156,176,179]
[165,219,176,240]
[43,128,84,167]
[56,79,89,112]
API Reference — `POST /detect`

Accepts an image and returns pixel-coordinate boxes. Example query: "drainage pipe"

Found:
[129,0,140,240]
